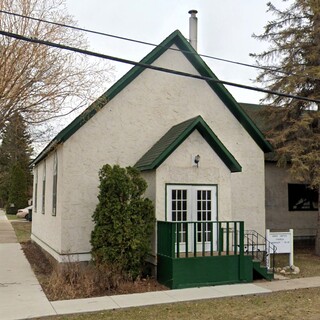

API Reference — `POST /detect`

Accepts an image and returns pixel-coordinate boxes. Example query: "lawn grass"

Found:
[6,214,19,220]
[10,220,31,242]
[35,287,320,320]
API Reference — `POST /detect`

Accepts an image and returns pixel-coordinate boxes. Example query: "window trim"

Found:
[52,152,58,216]
[34,167,38,213]
[42,160,46,214]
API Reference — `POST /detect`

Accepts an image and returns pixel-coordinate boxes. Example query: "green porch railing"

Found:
[157,220,245,258]
[157,220,253,289]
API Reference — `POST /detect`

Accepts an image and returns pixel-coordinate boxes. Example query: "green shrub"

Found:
[91,164,154,279]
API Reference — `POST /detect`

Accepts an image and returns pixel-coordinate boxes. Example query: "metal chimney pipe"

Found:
[188,9,198,51]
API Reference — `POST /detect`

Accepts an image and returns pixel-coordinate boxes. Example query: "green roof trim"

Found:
[134,116,242,172]
[32,29,272,165]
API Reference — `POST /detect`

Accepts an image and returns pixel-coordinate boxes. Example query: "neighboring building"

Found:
[241,103,318,244]
[31,30,273,288]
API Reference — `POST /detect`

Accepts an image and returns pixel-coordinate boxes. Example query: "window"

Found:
[288,184,318,211]
[34,167,38,213]
[171,189,188,243]
[167,185,217,252]
[52,152,58,216]
[42,160,46,214]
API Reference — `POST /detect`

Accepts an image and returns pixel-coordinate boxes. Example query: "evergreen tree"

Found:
[251,1,320,252]
[91,164,154,279]
[7,164,28,210]
[0,113,33,210]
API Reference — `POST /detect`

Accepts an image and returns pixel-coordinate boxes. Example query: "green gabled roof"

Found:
[135,115,242,172]
[32,29,272,165]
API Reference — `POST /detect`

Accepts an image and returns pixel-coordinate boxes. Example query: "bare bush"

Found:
[46,262,125,300]
[22,240,167,301]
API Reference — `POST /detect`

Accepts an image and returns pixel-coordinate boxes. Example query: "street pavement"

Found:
[1,208,320,320]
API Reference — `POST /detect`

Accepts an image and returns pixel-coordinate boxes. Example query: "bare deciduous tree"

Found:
[0,0,113,132]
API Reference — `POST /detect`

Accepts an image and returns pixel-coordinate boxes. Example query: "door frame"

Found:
[165,183,218,252]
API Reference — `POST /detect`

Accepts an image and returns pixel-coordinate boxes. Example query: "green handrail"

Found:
[157,220,245,259]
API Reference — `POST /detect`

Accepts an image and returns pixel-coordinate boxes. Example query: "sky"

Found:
[64,0,291,104]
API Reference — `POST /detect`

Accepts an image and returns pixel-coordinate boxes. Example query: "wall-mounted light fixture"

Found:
[194,154,200,167]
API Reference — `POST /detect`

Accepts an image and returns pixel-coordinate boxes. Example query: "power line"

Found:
[1,29,320,104]
[0,9,299,77]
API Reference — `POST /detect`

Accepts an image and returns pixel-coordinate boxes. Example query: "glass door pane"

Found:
[171,189,187,244]
[194,187,217,252]
[167,185,217,254]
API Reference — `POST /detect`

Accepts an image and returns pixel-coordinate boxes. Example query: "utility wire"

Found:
[1,29,320,104]
[0,9,303,77]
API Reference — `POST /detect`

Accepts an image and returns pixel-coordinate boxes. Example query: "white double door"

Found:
[167,185,217,253]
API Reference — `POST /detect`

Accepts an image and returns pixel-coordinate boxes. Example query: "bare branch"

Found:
[0,0,113,134]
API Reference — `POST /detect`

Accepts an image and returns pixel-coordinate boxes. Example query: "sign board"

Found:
[266,229,294,268]
[267,232,291,253]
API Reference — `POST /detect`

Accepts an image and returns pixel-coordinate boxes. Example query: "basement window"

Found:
[288,184,318,211]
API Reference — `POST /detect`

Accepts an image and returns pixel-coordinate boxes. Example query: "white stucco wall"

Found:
[34,43,266,259]
[155,130,232,222]
[141,171,156,204]
[31,147,63,259]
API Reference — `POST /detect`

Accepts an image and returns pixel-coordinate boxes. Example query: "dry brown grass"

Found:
[12,222,320,302]
[10,221,166,301]
[23,242,320,301]
[45,262,125,300]
[21,240,166,301]
[273,248,320,278]
[10,220,31,242]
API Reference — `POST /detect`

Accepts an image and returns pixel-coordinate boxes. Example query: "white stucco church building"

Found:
[31,27,272,275]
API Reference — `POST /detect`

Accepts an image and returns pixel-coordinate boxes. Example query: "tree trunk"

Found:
[315,186,320,255]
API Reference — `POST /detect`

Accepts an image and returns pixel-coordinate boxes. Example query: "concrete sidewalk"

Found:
[257,276,320,291]
[49,277,320,316]
[2,208,320,319]
[0,210,17,243]
[51,283,272,315]
[0,210,56,320]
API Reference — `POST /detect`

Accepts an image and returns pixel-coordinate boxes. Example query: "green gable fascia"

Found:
[32,29,271,165]
[135,116,242,173]
[169,37,273,153]
[31,30,187,166]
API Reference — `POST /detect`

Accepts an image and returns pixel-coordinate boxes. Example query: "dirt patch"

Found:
[21,241,167,301]
[273,248,320,278]
[21,241,53,275]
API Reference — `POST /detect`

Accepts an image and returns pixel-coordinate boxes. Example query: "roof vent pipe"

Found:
[188,9,198,51]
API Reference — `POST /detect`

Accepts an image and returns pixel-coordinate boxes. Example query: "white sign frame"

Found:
[266,229,294,268]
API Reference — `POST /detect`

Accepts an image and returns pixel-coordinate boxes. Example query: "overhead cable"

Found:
[0,9,304,77]
[1,29,320,104]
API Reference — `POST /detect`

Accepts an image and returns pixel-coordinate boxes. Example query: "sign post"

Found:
[266,229,294,269]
